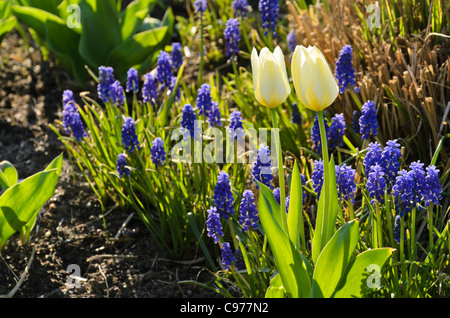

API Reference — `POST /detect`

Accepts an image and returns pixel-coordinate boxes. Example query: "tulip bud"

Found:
[251,46,290,108]
[291,45,339,112]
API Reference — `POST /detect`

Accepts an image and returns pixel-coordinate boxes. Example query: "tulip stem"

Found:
[271,108,288,233]
[317,110,330,191]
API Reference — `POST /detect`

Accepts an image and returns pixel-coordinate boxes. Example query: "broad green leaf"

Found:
[0,16,16,40]
[57,0,83,34]
[18,0,63,15]
[0,161,18,190]
[107,26,168,79]
[0,169,60,251]
[333,248,394,298]
[287,161,303,250]
[312,156,339,263]
[312,219,359,298]
[120,0,156,40]
[21,154,63,244]
[265,274,285,298]
[12,5,62,40]
[258,182,311,298]
[258,180,283,227]
[78,0,122,69]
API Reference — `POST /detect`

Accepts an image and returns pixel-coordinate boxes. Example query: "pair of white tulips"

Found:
[251,45,339,111]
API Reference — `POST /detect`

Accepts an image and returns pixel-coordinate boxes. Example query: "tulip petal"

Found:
[259,51,289,108]
[273,46,291,95]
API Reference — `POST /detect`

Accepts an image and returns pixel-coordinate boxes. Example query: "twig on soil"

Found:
[114,212,135,239]
[97,264,109,297]
[0,247,36,298]
[86,253,138,263]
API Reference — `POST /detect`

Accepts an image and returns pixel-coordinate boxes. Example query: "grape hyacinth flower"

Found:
[381,139,402,187]
[196,83,213,117]
[252,144,274,189]
[363,142,383,175]
[239,190,259,232]
[228,110,245,142]
[366,164,386,204]
[287,30,297,53]
[193,0,207,13]
[224,18,241,60]
[336,164,357,204]
[311,113,329,154]
[97,66,115,103]
[259,0,279,37]
[126,67,139,93]
[233,0,248,17]
[359,100,378,140]
[121,117,140,153]
[311,160,324,198]
[110,80,125,105]
[335,45,359,94]
[424,165,442,207]
[206,206,224,244]
[170,42,183,73]
[393,214,405,243]
[62,90,87,142]
[221,242,235,270]
[213,171,235,220]
[291,102,302,126]
[116,154,129,178]
[273,187,281,204]
[151,137,166,168]
[142,73,158,105]
[234,249,245,271]
[181,104,200,139]
[285,196,290,213]
[328,113,346,150]
[208,101,222,127]
[156,51,173,91]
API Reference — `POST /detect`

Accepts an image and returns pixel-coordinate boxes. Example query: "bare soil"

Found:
[0,31,225,299]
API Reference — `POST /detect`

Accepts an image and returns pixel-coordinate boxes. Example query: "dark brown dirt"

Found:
[0,31,226,299]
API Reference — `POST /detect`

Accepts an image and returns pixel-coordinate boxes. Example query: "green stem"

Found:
[410,207,417,262]
[271,108,287,233]
[198,12,204,85]
[428,205,434,259]
[376,201,383,247]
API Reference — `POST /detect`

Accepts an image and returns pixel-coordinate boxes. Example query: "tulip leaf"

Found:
[0,168,60,251]
[21,153,64,245]
[311,219,359,298]
[258,181,283,227]
[119,0,157,40]
[265,273,285,298]
[287,161,304,250]
[312,155,339,263]
[258,182,311,298]
[0,161,18,190]
[333,248,394,298]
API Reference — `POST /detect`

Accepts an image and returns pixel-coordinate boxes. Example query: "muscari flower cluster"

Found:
[62,90,87,142]
[151,137,166,168]
[228,110,245,142]
[126,67,139,93]
[206,206,224,244]
[208,101,222,127]
[335,45,359,94]
[196,83,213,117]
[116,154,129,178]
[213,171,235,220]
[194,0,207,13]
[181,103,200,139]
[233,0,248,17]
[97,66,126,105]
[170,42,183,73]
[121,117,140,153]
[312,160,357,204]
[221,242,235,270]
[239,190,259,232]
[259,0,279,37]
[312,112,347,154]
[252,144,274,189]
[224,18,241,60]
[291,102,302,126]
[359,100,378,140]
[142,73,158,105]
[287,30,298,53]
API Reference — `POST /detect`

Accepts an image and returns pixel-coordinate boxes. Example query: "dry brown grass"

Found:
[287,0,449,198]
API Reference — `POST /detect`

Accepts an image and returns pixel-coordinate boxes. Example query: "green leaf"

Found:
[21,154,64,244]
[312,156,339,263]
[0,161,18,190]
[0,16,16,40]
[333,248,394,298]
[312,219,359,298]
[0,169,60,251]
[107,26,168,79]
[265,274,285,298]
[258,182,311,298]
[120,0,156,40]
[287,161,304,250]
[78,0,122,69]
